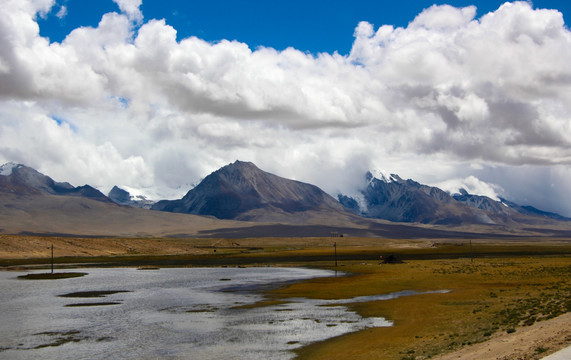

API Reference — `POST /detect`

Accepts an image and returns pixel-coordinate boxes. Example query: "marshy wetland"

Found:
[1,267,412,359]
[0,235,569,359]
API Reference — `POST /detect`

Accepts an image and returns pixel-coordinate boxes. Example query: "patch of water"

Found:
[0,268,446,359]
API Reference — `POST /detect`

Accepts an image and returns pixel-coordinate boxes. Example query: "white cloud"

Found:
[470,164,571,217]
[435,176,504,201]
[55,5,66,19]
[411,4,477,30]
[0,101,153,189]
[112,0,143,23]
[0,0,570,216]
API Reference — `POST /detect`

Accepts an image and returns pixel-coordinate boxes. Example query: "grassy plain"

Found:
[1,235,570,359]
[272,256,570,359]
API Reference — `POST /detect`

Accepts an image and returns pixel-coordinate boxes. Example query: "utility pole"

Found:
[334,242,337,267]
[51,244,54,274]
[469,239,473,263]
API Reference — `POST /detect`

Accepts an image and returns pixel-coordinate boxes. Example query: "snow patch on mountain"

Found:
[100,183,195,202]
[348,192,368,213]
[370,169,397,183]
[0,162,20,176]
[120,185,152,201]
[435,176,503,201]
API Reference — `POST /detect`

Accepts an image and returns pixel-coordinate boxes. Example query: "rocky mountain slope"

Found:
[0,162,110,202]
[108,186,155,209]
[338,171,569,225]
[1,161,569,238]
[0,163,251,237]
[498,197,570,221]
[152,161,346,221]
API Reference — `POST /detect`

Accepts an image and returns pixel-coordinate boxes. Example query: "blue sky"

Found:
[39,0,570,54]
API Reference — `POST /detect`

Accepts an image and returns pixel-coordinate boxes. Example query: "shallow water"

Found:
[0,267,436,359]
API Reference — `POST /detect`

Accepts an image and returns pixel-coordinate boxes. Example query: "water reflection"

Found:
[0,268,444,360]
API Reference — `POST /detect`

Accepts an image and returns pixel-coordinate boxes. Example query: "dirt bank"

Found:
[435,312,571,360]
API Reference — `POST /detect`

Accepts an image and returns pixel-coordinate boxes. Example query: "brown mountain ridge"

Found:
[0,161,569,238]
[151,160,346,221]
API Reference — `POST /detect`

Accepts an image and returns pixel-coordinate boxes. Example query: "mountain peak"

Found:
[0,162,22,176]
[232,160,256,167]
[152,160,344,220]
[108,185,155,209]
[340,170,570,225]
[109,186,131,204]
[0,163,111,202]
[222,160,260,173]
[367,169,399,183]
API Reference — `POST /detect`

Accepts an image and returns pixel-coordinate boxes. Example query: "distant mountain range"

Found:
[0,161,569,238]
[338,171,570,225]
[497,197,571,222]
[0,162,250,237]
[0,162,110,202]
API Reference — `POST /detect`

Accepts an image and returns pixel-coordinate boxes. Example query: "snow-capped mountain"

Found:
[449,190,570,221]
[338,171,570,225]
[452,189,513,216]
[369,169,398,183]
[0,162,18,176]
[498,198,570,222]
[339,171,470,224]
[1,161,568,236]
[108,186,156,209]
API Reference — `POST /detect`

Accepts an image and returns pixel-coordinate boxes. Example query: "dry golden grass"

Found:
[264,257,571,360]
[0,235,431,259]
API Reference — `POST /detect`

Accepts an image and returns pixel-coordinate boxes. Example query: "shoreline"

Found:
[2,235,569,359]
[7,261,570,359]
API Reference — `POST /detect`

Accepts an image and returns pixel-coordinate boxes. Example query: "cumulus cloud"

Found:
[0,0,570,215]
[436,176,504,201]
[351,2,571,164]
[112,0,143,23]
[0,101,153,190]
[411,4,477,30]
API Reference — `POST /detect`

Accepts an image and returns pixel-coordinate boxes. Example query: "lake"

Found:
[0,267,434,359]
